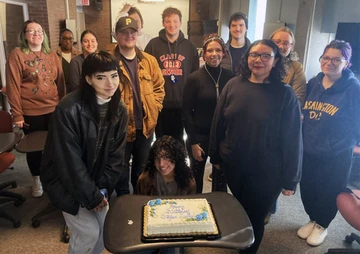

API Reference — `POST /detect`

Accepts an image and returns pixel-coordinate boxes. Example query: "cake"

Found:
[143,198,218,237]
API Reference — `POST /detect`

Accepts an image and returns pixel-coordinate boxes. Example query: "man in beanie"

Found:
[224,12,251,74]
[112,17,165,196]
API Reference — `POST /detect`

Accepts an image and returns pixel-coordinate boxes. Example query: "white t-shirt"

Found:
[62,52,72,63]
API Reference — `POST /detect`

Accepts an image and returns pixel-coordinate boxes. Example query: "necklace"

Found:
[32,51,43,62]
[204,64,222,99]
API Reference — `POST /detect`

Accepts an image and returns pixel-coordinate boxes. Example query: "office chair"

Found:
[0,110,26,228]
[16,131,70,243]
[0,152,26,228]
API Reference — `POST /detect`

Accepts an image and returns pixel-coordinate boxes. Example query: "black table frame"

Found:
[104,192,254,253]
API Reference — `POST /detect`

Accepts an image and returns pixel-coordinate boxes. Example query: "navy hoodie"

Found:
[145,29,199,109]
[302,69,360,157]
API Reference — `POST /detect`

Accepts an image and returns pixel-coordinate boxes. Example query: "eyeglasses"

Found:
[248,53,274,62]
[319,56,347,66]
[26,29,43,35]
[61,37,74,41]
[272,39,293,48]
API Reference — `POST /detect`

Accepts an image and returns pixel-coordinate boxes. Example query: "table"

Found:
[104,192,254,253]
[16,131,48,153]
[0,132,22,153]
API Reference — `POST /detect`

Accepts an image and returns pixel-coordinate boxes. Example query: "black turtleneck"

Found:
[183,63,234,145]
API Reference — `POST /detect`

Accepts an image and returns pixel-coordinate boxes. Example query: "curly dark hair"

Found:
[239,39,286,83]
[143,136,193,190]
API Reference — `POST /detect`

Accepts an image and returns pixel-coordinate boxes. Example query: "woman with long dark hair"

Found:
[40,51,128,253]
[209,39,303,253]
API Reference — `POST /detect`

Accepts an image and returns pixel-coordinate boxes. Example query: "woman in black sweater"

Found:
[183,34,234,193]
[209,40,303,253]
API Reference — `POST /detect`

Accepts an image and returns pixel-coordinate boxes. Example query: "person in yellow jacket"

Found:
[112,17,165,196]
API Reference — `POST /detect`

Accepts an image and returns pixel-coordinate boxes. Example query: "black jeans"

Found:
[186,134,227,193]
[155,108,184,143]
[223,162,282,253]
[115,130,153,196]
[23,113,52,176]
[300,151,352,228]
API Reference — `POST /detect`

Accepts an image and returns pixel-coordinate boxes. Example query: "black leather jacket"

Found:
[40,90,128,215]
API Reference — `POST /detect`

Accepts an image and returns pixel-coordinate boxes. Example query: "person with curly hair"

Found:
[209,39,303,252]
[136,135,196,196]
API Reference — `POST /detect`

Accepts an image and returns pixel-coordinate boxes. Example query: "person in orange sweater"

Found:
[6,20,65,198]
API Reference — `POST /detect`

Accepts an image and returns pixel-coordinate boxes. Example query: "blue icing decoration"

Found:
[201,212,208,218]
[149,200,155,206]
[196,214,203,221]
[155,198,162,205]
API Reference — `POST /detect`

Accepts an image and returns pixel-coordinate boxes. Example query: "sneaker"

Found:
[306,223,328,246]
[264,213,271,225]
[32,176,43,197]
[208,173,212,182]
[297,220,316,239]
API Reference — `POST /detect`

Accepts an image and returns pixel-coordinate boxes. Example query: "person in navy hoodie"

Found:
[298,40,360,247]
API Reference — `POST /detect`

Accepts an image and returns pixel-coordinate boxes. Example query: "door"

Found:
[0,0,29,111]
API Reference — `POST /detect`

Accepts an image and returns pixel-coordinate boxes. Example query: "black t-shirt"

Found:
[121,55,143,129]
[229,45,247,73]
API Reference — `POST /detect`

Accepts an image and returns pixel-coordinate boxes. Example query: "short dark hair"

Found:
[143,135,193,190]
[239,39,286,83]
[128,6,144,28]
[80,51,122,122]
[229,12,248,29]
[162,7,182,22]
[320,40,352,68]
[59,28,73,46]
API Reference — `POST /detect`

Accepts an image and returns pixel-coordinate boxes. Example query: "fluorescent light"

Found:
[138,0,165,2]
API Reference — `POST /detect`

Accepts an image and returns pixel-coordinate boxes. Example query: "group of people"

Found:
[3,3,360,254]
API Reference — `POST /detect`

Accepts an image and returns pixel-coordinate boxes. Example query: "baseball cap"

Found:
[115,17,138,33]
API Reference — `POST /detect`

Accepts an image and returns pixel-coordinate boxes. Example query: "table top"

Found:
[104,192,254,253]
[0,132,22,153]
[16,131,48,153]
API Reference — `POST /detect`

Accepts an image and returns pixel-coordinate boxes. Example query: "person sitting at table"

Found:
[40,51,128,254]
[136,135,196,196]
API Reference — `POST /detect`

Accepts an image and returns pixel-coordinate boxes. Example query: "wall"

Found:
[321,0,360,33]
[5,4,24,57]
[83,0,111,50]
[47,0,77,49]
[24,0,78,49]
[218,0,249,42]
[263,0,298,38]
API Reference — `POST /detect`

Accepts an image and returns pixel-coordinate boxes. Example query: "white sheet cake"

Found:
[143,198,218,236]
